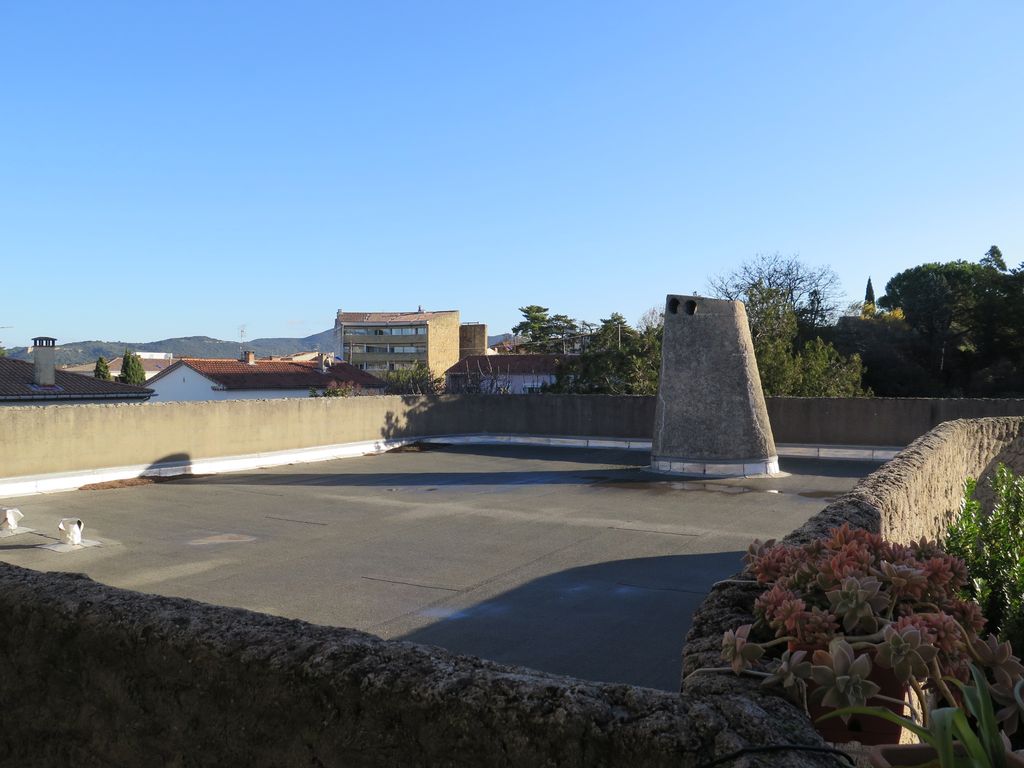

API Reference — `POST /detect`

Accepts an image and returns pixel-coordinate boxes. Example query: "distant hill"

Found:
[488,333,512,346]
[6,328,340,367]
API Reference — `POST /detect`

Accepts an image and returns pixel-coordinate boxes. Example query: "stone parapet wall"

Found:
[0,562,840,767]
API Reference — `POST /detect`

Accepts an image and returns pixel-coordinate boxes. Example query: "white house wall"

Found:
[148,366,313,402]
[509,374,555,394]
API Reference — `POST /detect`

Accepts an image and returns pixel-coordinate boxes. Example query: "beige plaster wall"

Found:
[0,395,656,480]
[426,312,461,378]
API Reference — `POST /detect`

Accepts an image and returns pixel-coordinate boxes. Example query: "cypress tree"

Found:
[864,277,875,305]
[94,356,112,381]
[119,350,146,385]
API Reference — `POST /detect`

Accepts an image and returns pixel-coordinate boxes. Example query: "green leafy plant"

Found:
[379,363,444,395]
[309,383,355,398]
[947,466,1024,658]
[822,665,1024,767]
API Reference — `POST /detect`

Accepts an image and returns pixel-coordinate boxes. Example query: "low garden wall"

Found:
[2,416,1024,766]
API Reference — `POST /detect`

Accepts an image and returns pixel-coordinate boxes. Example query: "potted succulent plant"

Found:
[692,524,1024,746]
[822,665,1024,767]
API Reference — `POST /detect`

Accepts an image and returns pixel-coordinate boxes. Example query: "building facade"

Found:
[444,354,568,394]
[335,310,462,378]
[146,352,386,402]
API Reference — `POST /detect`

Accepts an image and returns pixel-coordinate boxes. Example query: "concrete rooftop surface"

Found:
[0,444,879,691]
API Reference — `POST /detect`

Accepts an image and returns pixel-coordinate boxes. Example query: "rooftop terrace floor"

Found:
[0,444,879,690]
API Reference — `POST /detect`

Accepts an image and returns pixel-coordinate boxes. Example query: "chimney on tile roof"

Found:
[242,350,256,365]
[317,352,329,372]
[32,336,57,386]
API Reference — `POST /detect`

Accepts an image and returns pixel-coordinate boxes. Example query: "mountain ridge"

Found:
[5,328,341,366]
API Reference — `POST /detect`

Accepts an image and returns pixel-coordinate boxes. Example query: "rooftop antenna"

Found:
[239,324,247,358]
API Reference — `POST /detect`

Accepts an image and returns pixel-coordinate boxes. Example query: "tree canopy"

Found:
[119,350,146,386]
[510,306,580,353]
[94,356,112,381]
[847,250,1024,395]
[546,309,662,395]
[709,257,869,397]
[708,252,842,334]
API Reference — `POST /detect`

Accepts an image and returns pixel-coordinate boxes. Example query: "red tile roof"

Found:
[149,358,387,391]
[445,354,570,376]
[0,358,154,401]
[336,310,457,324]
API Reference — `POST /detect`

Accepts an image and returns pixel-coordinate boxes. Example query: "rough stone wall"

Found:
[786,417,1024,545]
[682,417,1024,748]
[0,562,841,768]
[652,295,776,463]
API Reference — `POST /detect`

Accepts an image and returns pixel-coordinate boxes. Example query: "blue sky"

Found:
[2,2,1021,348]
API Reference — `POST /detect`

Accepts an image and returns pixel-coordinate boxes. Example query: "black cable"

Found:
[694,743,857,768]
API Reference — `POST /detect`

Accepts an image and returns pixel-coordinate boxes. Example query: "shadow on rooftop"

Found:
[189,451,880,491]
[194,466,644,489]
[394,443,652,466]
[395,551,746,691]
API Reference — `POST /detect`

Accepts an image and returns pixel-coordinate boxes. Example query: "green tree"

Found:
[879,257,1022,393]
[119,350,146,385]
[864,277,875,306]
[709,253,842,335]
[982,245,1006,272]
[548,310,662,395]
[380,362,444,395]
[791,338,867,397]
[94,356,112,381]
[742,280,869,397]
[512,305,555,351]
[309,383,354,397]
[745,283,800,395]
[548,314,579,353]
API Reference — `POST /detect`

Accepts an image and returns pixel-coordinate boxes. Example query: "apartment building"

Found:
[335,309,462,378]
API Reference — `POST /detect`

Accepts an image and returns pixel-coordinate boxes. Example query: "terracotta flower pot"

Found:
[808,661,907,745]
[869,742,1024,767]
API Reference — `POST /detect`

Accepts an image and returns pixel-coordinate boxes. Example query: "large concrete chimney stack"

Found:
[32,336,57,386]
[650,296,778,477]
